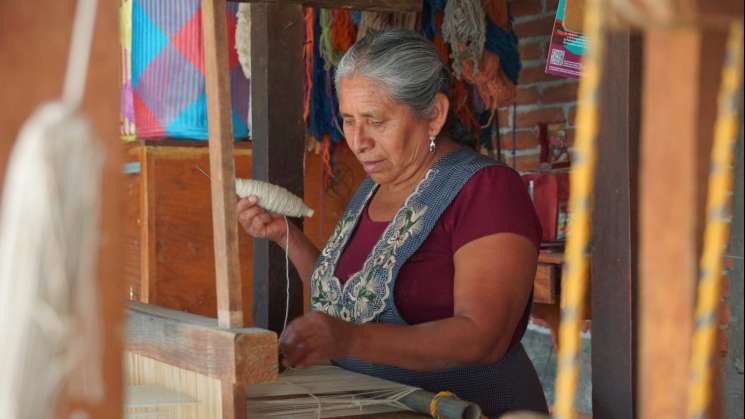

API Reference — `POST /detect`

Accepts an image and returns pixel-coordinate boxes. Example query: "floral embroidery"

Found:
[310,171,435,324]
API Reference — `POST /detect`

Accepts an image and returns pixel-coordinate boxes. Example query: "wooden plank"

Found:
[590,30,641,419]
[202,0,245,328]
[126,301,278,385]
[124,148,143,301]
[250,2,306,333]
[142,145,253,319]
[639,28,726,418]
[140,146,158,303]
[534,263,559,304]
[223,382,247,419]
[230,0,422,13]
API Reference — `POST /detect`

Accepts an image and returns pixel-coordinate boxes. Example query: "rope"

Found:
[687,21,744,419]
[63,0,98,109]
[553,0,605,418]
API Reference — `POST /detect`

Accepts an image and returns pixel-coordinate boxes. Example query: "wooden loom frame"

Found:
[122,1,745,419]
[124,2,423,419]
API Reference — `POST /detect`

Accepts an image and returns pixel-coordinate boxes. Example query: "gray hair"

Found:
[334,29,450,119]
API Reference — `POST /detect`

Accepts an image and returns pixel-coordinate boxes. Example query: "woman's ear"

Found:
[429,92,450,138]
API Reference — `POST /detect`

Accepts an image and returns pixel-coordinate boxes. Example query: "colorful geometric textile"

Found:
[132,0,249,140]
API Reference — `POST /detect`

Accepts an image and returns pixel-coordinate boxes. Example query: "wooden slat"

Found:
[139,146,158,303]
[250,2,306,333]
[230,0,422,13]
[126,302,278,385]
[534,263,559,304]
[202,0,245,328]
[141,145,254,319]
[591,30,641,419]
[639,28,726,418]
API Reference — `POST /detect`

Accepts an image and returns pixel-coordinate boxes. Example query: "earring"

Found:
[429,136,436,153]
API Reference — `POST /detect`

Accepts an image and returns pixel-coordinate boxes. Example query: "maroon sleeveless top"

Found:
[333,165,541,345]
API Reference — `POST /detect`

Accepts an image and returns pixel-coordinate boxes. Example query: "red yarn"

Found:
[330,9,357,53]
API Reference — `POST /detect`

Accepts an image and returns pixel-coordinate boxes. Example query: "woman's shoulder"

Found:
[442,162,542,250]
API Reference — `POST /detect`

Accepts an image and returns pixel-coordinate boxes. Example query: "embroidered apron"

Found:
[310,148,547,417]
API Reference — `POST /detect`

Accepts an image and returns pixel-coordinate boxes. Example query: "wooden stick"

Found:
[202,0,245,329]
[639,27,728,418]
[229,0,422,13]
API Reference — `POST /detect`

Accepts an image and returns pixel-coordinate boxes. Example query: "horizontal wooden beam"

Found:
[126,302,278,385]
[228,0,422,13]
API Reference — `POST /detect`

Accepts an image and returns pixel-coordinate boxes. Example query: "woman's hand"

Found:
[279,312,356,369]
[237,196,288,245]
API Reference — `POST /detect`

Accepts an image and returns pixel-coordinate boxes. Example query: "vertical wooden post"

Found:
[202,0,245,329]
[591,30,641,419]
[250,2,305,333]
[639,28,727,418]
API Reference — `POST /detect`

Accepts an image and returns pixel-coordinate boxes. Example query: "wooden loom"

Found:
[122,1,431,419]
[113,1,740,417]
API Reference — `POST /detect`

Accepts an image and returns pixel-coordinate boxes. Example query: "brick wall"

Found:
[498,0,579,172]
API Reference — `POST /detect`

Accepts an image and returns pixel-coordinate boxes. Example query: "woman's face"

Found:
[338,76,436,186]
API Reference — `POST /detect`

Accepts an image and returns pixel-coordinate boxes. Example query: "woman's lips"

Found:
[362,160,383,173]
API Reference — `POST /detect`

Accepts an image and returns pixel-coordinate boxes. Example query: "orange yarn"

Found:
[321,134,334,187]
[303,8,314,124]
[483,0,510,30]
[330,9,357,52]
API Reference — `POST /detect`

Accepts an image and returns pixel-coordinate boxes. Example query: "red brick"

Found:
[519,41,546,61]
[512,153,542,172]
[498,108,512,128]
[514,15,557,38]
[516,86,541,105]
[520,66,565,84]
[542,81,579,104]
[511,0,544,17]
[516,107,566,128]
[501,128,540,150]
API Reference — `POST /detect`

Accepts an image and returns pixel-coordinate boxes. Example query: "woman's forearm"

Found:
[345,315,509,371]
[277,223,320,285]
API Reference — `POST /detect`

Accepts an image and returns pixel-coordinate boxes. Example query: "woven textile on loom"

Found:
[131,0,249,140]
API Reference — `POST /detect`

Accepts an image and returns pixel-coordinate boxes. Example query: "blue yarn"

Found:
[351,10,362,28]
[422,0,447,40]
[307,8,344,144]
[485,17,522,85]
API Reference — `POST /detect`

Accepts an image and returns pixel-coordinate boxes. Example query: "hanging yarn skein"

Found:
[235,3,251,79]
[236,178,315,218]
[442,0,487,79]
[0,0,105,418]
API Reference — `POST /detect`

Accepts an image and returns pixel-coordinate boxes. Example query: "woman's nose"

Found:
[348,124,372,154]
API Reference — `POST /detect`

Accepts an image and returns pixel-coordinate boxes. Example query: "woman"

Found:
[237,29,548,417]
